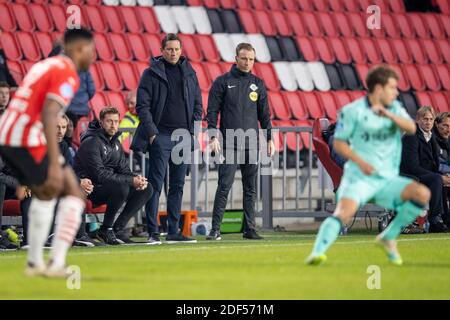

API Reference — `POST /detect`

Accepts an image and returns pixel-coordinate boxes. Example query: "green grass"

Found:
[1,231,450,300]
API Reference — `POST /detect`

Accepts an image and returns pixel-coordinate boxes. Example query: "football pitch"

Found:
[1,231,450,300]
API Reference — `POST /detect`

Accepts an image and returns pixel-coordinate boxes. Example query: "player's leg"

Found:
[46,166,85,277]
[305,198,359,265]
[375,178,430,265]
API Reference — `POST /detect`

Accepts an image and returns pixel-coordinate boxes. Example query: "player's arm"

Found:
[333,139,374,175]
[373,105,416,135]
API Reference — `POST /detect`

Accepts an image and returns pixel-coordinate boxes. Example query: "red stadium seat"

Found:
[89,93,109,119]
[438,14,450,38]
[348,13,369,37]
[299,12,324,37]
[333,91,352,109]
[97,61,123,92]
[343,38,366,64]
[29,4,53,32]
[22,60,35,73]
[2,200,21,217]
[190,62,211,91]
[6,60,24,85]
[253,63,280,91]
[0,32,22,61]
[433,64,450,92]
[316,91,338,121]
[116,62,138,91]
[34,32,53,58]
[127,34,150,62]
[390,64,410,91]
[189,0,207,6]
[220,62,234,73]
[218,0,234,9]
[415,91,433,108]
[268,91,292,120]
[47,4,67,32]
[299,91,325,119]
[328,38,351,64]
[295,36,319,62]
[108,33,133,62]
[312,37,335,64]
[105,92,127,118]
[83,5,107,33]
[136,7,160,34]
[437,0,450,14]
[203,62,223,83]
[89,63,104,91]
[102,6,125,33]
[418,64,441,92]
[436,39,450,64]
[16,32,41,62]
[421,39,443,64]
[430,92,450,113]
[349,90,367,100]
[134,62,149,79]
[120,6,143,33]
[236,0,252,9]
[355,64,370,90]
[402,64,426,92]
[422,14,445,39]
[254,10,277,36]
[94,33,114,62]
[393,13,415,38]
[282,91,308,120]
[389,39,413,64]
[326,0,345,12]
[292,120,314,150]
[274,120,303,152]
[282,0,299,10]
[0,4,16,32]
[10,3,35,32]
[381,13,401,38]
[313,0,330,11]
[334,13,353,37]
[178,34,203,63]
[285,11,307,36]
[238,10,260,34]
[389,0,406,13]
[72,116,90,147]
[374,38,397,64]
[142,34,163,59]
[297,0,314,11]
[408,13,430,38]
[195,35,220,63]
[270,11,293,37]
[405,39,428,64]
[316,12,339,37]
[359,0,388,12]
[359,38,382,64]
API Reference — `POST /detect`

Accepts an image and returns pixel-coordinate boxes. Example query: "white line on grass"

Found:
[1,236,450,261]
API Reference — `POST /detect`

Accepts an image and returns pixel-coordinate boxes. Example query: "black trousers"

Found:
[211,150,258,233]
[0,183,31,242]
[417,173,445,224]
[89,182,153,231]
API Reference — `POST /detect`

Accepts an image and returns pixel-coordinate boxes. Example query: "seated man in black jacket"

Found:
[401,106,449,232]
[433,112,450,228]
[74,107,153,245]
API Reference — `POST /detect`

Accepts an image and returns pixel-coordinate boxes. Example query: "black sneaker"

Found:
[429,222,449,233]
[146,234,162,245]
[74,234,106,247]
[0,231,18,251]
[115,229,136,244]
[95,228,124,245]
[166,233,197,244]
[206,229,222,241]
[243,230,264,240]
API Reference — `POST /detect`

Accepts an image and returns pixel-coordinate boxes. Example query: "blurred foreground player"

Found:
[305,66,431,266]
[0,28,95,277]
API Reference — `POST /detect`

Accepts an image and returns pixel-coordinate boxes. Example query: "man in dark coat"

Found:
[131,33,202,245]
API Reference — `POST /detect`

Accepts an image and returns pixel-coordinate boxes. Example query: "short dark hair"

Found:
[416,106,435,120]
[99,106,120,120]
[435,112,450,124]
[366,65,399,93]
[63,27,93,45]
[161,33,182,49]
[235,43,255,56]
[0,81,10,90]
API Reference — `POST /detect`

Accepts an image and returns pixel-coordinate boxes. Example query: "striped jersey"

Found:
[0,55,79,149]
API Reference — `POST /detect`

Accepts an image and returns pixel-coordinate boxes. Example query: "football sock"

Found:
[311,216,342,256]
[50,196,84,269]
[379,201,424,241]
[27,197,57,267]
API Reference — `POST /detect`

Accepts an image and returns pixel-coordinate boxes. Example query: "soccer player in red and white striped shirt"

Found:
[0,28,95,278]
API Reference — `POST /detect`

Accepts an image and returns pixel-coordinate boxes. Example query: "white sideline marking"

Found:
[1,236,450,261]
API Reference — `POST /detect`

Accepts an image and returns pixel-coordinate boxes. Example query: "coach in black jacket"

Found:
[205,43,274,241]
[401,106,449,232]
[74,107,153,245]
[131,34,202,244]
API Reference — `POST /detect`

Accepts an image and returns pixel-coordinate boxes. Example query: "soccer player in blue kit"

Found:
[306,65,431,266]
